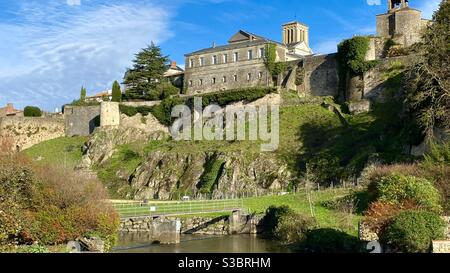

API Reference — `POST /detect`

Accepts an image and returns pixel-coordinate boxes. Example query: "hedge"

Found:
[120,87,276,126]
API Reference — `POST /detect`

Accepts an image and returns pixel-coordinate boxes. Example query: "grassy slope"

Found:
[23,136,87,169]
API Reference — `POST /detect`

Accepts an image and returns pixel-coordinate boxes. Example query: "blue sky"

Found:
[0,0,441,111]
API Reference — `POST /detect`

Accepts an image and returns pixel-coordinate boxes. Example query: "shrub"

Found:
[379,210,446,253]
[0,154,119,249]
[376,173,442,213]
[274,213,316,244]
[157,81,180,100]
[24,106,42,117]
[300,228,362,253]
[363,201,419,233]
[260,206,295,237]
[424,141,450,166]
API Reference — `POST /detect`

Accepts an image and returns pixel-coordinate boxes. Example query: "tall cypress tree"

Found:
[112,81,122,102]
[124,42,169,100]
[80,86,87,102]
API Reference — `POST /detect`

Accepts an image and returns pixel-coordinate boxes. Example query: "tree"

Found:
[405,1,450,139]
[123,42,169,100]
[24,106,42,117]
[112,81,122,102]
[80,86,87,102]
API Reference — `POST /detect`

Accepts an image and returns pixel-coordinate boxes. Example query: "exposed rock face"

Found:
[129,151,292,200]
[79,126,166,169]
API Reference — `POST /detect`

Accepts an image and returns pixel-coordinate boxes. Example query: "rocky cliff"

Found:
[129,151,292,200]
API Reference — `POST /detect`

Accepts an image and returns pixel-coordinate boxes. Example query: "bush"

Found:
[24,106,42,117]
[260,205,316,244]
[192,87,276,108]
[300,228,362,253]
[363,201,419,234]
[157,81,180,100]
[260,206,295,237]
[0,154,119,249]
[376,173,442,213]
[380,210,446,253]
[424,141,450,166]
[274,213,316,244]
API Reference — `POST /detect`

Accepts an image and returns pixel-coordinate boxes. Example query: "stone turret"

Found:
[376,0,430,47]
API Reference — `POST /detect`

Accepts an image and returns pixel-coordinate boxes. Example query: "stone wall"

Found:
[121,101,161,107]
[0,116,65,151]
[299,54,339,98]
[363,55,415,102]
[64,105,101,136]
[119,212,264,236]
[100,102,120,127]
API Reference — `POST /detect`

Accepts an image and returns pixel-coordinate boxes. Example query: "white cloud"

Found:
[67,0,81,6]
[0,2,173,111]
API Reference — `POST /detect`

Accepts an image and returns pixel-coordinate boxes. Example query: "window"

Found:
[247,73,252,81]
[189,59,195,68]
[248,50,253,60]
[223,76,227,83]
[223,54,228,64]
[189,80,193,86]
[260,48,265,58]
[200,57,205,66]
[258,72,263,79]
[200,79,203,85]
[233,52,239,62]
[212,55,217,65]
[233,75,238,81]
[212,77,216,84]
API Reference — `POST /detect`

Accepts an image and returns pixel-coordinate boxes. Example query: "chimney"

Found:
[170,61,177,69]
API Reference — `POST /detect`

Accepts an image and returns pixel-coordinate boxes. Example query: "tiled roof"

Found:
[185,30,283,56]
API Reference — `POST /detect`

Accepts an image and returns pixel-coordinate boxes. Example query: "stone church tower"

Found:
[282,21,312,56]
[376,0,430,47]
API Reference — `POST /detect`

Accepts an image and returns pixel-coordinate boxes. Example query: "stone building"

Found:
[0,103,23,117]
[184,21,313,95]
[376,0,430,47]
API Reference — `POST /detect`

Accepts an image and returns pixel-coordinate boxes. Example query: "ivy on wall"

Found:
[264,43,287,79]
[337,36,379,100]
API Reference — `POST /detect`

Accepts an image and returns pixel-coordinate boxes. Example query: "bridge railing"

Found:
[113,199,245,218]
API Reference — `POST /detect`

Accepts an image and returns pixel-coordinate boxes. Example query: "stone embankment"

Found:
[119,211,264,236]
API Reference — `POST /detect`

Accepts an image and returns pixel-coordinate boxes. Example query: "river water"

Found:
[114,234,291,253]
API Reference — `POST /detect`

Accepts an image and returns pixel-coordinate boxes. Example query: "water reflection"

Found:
[114,234,291,253]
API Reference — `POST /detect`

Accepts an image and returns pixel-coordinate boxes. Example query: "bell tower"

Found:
[282,21,309,46]
[388,0,409,12]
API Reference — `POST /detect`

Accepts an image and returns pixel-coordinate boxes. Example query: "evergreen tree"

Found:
[112,81,122,102]
[80,86,87,102]
[123,42,169,100]
[405,1,450,138]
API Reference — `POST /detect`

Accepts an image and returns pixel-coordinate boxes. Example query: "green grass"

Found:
[23,136,87,169]
[244,189,362,236]
[113,188,362,236]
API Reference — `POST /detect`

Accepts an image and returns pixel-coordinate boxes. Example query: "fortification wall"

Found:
[301,54,339,97]
[363,55,415,102]
[64,105,101,136]
[0,116,65,151]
